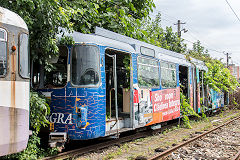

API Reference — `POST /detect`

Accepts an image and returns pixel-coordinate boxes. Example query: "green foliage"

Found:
[180,92,200,129]
[0,0,185,66]
[187,40,239,93]
[0,0,74,63]
[205,60,239,93]
[0,0,155,65]
[30,91,50,134]
[187,40,211,62]
[233,97,238,106]
[132,12,186,53]
[200,98,208,121]
[59,36,75,46]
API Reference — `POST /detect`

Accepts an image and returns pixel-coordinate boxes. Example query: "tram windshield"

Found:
[19,33,29,78]
[71,45,100,86]
[0,28,7,76]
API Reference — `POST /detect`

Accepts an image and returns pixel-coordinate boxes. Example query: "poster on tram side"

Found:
[151,87,181,122]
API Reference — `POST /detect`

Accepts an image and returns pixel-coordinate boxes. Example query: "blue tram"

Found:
[33,27,224,147]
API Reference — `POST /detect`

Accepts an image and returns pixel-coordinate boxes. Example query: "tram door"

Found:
[196,68,201,113]
[105,49,132,134]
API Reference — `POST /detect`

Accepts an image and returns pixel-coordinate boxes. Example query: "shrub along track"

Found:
[149,115,240,160]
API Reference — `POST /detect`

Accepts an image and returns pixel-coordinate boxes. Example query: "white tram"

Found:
[0,7,29,156]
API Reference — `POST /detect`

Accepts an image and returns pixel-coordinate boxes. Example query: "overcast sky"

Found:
[152,0,240,65]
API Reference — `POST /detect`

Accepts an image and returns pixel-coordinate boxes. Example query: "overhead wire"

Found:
[151,4,240,65]
[103,1,236,61]
[225,0,240,23]
[152,9,230,56]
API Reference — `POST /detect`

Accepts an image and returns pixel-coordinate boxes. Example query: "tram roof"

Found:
[60,30,136,53]
[95,27,207,70]
[60,27,207,70]
[0,7,28,30]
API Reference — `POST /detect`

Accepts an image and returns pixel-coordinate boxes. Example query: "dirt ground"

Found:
[76,108,240,160]
[164,118,240,159]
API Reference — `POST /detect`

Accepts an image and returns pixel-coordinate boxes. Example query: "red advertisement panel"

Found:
[190,84,193,108]
[133,90,139,103]
[151,87,180,122]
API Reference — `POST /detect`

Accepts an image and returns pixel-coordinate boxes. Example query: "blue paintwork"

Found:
[210,89,224,109]
[176,64,180,87]
[132,53,138,85]
[189,67,192,85]
[196,68,200,84]
[39,44,106,140]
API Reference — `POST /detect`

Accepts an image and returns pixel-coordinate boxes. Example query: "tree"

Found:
[129,12,187,53]
[0,0,155,64]
[0,0,75,62]
[204,60,238,93]
[187,41,239,93]
[187,40,211,62]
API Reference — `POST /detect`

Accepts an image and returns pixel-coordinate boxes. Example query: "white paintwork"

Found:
[58,29,136,54]
[0,7,28,30]
[41,91,52,98]
[0,81,29,111]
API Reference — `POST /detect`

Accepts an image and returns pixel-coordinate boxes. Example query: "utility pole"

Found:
[224,52,231,68]
[174,20,186,37]
[227,52,229,68]
[223,52,232,106]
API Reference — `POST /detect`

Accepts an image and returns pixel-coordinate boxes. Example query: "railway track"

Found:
[42,122,175,160]
[42,132,145,160]
[42,110,237,160]
[149,115,240,160]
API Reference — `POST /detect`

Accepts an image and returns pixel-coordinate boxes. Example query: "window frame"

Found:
[140,46,155,57]
[137,56,160,89]
[160,61,177,89]
[0,27,8,78]
[18,32,30,79]
[70,44,101,88]
[46,45,69,89]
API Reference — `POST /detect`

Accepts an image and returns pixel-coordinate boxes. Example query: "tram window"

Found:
[0,28,7,76]
[138,57,159,88]
[161,62,177,88]
[71,45,100,86]
[44,46,68,87]
[19,33,29,78]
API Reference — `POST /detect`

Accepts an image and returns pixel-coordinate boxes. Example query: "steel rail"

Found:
[233,150,240,160]
[149,115,240,160]
[42,118,181,160]
[42,130,154,160]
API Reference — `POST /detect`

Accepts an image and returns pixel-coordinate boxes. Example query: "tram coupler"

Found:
[48,132,67,148]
